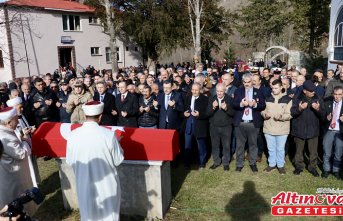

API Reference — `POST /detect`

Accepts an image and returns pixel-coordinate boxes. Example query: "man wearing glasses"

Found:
[233,73,266,173]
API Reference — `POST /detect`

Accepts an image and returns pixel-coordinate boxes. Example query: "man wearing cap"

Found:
[0,107,36,215]
[291,80,325,177]
[6,96,41,186]
[66,101,124,221]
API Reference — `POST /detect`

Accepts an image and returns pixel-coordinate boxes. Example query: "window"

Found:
[62,15,81,31]
[134,47,138,51]
[91,47,100,56]
[126,46,129,51]
[106,47,121,63]
[0,50,3,68]
[89,17,99,24]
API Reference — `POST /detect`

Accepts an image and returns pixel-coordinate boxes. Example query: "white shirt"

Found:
[121,92,128,100]
[242,88,253,121]
[165,93,171,110]
[100,94,105,102]
[330,100,342,131]
[217,97,224,109]
[190,96,198,112]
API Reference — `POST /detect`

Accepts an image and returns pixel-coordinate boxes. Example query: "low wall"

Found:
[56,159,172,219]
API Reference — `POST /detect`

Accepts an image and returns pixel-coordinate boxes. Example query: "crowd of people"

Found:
[0,62,343,179]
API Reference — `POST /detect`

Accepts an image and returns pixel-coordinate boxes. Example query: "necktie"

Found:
[165,95,170,110]
[100,95,104,102]
[121,95,125,102]
[330,102,339,129]
[244,90,250,116]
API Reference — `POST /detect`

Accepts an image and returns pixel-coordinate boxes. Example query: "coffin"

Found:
[32,122,179,161]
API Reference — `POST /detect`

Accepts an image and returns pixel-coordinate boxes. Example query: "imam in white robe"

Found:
[66,122,124,221]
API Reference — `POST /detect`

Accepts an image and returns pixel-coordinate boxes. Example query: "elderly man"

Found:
[183,83,209,169]
[233,73,266,173]
[93,81,117,126]
[291,80,325,177]
[66,101,124,221]
[207,83,235,171]
[115,81,138,127]
[0,107,35,215]
[222,73,237,98]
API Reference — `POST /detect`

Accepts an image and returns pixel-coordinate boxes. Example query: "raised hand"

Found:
[311,101,320,111]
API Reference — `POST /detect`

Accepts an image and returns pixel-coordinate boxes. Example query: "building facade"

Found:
[0,0,142,82]
[327,0,343,70]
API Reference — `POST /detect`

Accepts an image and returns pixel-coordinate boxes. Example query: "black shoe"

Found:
[250,164,258,173]
[209,164,220,170]
[224,165,230,171]
[236,167,243,172]
[333,172,341,180]
[321,171,329,178]
[309,169,319,177]
[293,168,303,175]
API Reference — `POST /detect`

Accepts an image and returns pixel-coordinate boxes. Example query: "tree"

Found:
[188,0,233,63]
[122,0,189,70]
[236,0,290,50]
[85,0,128,73]
[289,0,330,58]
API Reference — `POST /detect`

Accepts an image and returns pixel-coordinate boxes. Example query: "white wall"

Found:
[4,7,142,81]
[327,0,343,70]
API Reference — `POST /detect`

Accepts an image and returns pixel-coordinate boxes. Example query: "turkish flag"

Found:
[32,122,180,161]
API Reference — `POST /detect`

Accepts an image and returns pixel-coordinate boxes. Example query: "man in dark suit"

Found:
[233,73,266,173]
[182,83,209,168]
[115,81,138,127]
[322,86,343,179]
[154,80,184,130]
[94,81,117,126]
[207,83,235,171]
[20,83,35,126]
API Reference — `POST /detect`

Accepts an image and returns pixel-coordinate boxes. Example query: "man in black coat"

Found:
[20,83,35,126]
[138,85,159,128]
[291,80,326,177]
[207,83,235,171]
[154,80,184,130]
[56,79,71,123]
[115,81,138,127]
[30,77,58,127]
[94,81,117,126]
[183,83,209,168]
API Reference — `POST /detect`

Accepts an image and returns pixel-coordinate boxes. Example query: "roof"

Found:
[4,0,95,13]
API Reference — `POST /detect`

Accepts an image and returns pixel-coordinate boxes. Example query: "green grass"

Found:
[33,157,343,221]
